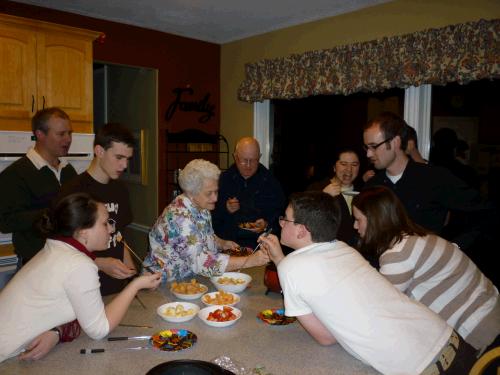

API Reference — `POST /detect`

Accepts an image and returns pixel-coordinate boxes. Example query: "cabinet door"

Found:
[0,22,37,130]
[37,30,93,127]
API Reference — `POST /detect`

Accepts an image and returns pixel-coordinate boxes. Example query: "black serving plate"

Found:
[146,360,235,375]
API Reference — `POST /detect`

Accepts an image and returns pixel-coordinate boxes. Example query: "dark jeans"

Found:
[422,331,477,375]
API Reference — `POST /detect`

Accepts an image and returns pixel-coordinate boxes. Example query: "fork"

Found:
[237,228,273,272]
[252,227,273,254]
[124,242,156,274]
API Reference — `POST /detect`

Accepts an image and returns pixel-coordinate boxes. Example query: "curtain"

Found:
[238,18,500,102]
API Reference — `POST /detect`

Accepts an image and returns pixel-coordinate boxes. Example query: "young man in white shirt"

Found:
[260,191,476,374]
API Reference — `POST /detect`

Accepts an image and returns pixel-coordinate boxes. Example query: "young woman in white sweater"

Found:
[0,193,161,363]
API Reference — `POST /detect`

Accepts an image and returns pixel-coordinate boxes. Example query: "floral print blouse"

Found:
[144,194,229,281]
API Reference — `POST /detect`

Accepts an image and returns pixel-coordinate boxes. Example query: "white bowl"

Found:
[157,302,200,323]
[201,291,240,306]
[210,272,252,293]
[198,305,242,328]
[171,283,208,300]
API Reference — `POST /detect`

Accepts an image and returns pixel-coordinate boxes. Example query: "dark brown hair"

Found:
[352,186,428,259]
[289,191,340,242]
[31,107,70,136]
[38,193,100,237]
[94,123,136,150]
[364,112,409,151]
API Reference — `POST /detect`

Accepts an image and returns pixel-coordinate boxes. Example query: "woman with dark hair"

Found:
[306,149,361,244]
[0,193,161,363]
[352,186,499,353]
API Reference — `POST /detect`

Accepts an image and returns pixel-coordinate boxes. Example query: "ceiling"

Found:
[14,0,390,44]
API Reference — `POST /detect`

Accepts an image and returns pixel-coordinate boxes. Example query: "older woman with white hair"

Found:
[144,159,269,281]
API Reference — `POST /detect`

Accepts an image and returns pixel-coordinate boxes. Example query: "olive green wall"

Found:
[220,0,500,152]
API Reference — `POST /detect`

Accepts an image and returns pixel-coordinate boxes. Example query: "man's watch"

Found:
[50,327,61,344]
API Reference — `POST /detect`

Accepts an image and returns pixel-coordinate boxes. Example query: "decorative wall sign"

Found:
[165,88,215,123]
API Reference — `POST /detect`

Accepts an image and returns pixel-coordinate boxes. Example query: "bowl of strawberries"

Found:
[198,305,242,328]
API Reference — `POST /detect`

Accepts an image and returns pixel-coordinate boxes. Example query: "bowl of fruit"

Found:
[210,272,251,293]
[198,305,242,328]
[201,290,240,306]
[170,279,208,300]
[157,302,200,323]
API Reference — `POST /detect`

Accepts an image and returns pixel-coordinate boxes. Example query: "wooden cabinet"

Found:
[0,14,99,133]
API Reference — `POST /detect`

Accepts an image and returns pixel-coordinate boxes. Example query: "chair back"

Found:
[469,347,500,375]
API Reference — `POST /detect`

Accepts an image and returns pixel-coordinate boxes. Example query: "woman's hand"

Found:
[249,248,270,267]
[221,240,239,251]
[259,234,285,265]
[18,330,59,361]
[323,178,341,197]
[131,272,162,291]
[362,170,375,182]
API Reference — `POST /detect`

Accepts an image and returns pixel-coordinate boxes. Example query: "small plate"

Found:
[157,302,200,323]
[221,246,252,257]
[238,222,265,233]
[171,283,208,300]
[198,305,242,328]
[257,308,297,325]
[210,272,252,293]
[149,329,197,351]
[201,291,240,306]
[342,190,360,196]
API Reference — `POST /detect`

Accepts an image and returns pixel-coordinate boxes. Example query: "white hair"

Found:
[179,159,220,195]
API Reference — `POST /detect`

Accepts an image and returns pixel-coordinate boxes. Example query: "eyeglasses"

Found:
[235,154,260,167]
[363,137,394,151]
[279,216,298,225]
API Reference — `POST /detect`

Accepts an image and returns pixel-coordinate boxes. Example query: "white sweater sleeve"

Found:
[64,261,110,340]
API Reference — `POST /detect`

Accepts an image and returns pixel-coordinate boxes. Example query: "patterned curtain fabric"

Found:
[238,19,500,102]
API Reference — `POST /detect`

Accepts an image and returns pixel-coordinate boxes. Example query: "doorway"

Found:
[93,62,157,255]
[271,88,404,196]
[431,79,500,203]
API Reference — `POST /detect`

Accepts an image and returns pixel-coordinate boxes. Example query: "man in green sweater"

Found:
[0,107,77,264]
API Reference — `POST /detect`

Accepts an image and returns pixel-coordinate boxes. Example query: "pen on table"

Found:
[80,348,105,354]
[80,347,149,354]
[119,323,153,328]
[107,335,150,341]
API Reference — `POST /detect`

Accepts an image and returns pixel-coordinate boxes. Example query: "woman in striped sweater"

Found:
[352,186,499,353]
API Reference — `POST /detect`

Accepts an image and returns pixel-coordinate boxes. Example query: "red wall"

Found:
[1,1,220,211]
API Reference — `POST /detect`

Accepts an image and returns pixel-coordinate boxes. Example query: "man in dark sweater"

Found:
[0,107,76,264]
[362,112,491,249]
[58,123,137,295]
[212,137,285,248]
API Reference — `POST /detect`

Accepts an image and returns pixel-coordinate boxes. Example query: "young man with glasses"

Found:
[212,137,285,248]
[260,191,476,374]
[58,123,137,295]
[363,112,486,240]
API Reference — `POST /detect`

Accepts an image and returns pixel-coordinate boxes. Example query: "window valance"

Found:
[238,18,500,102]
